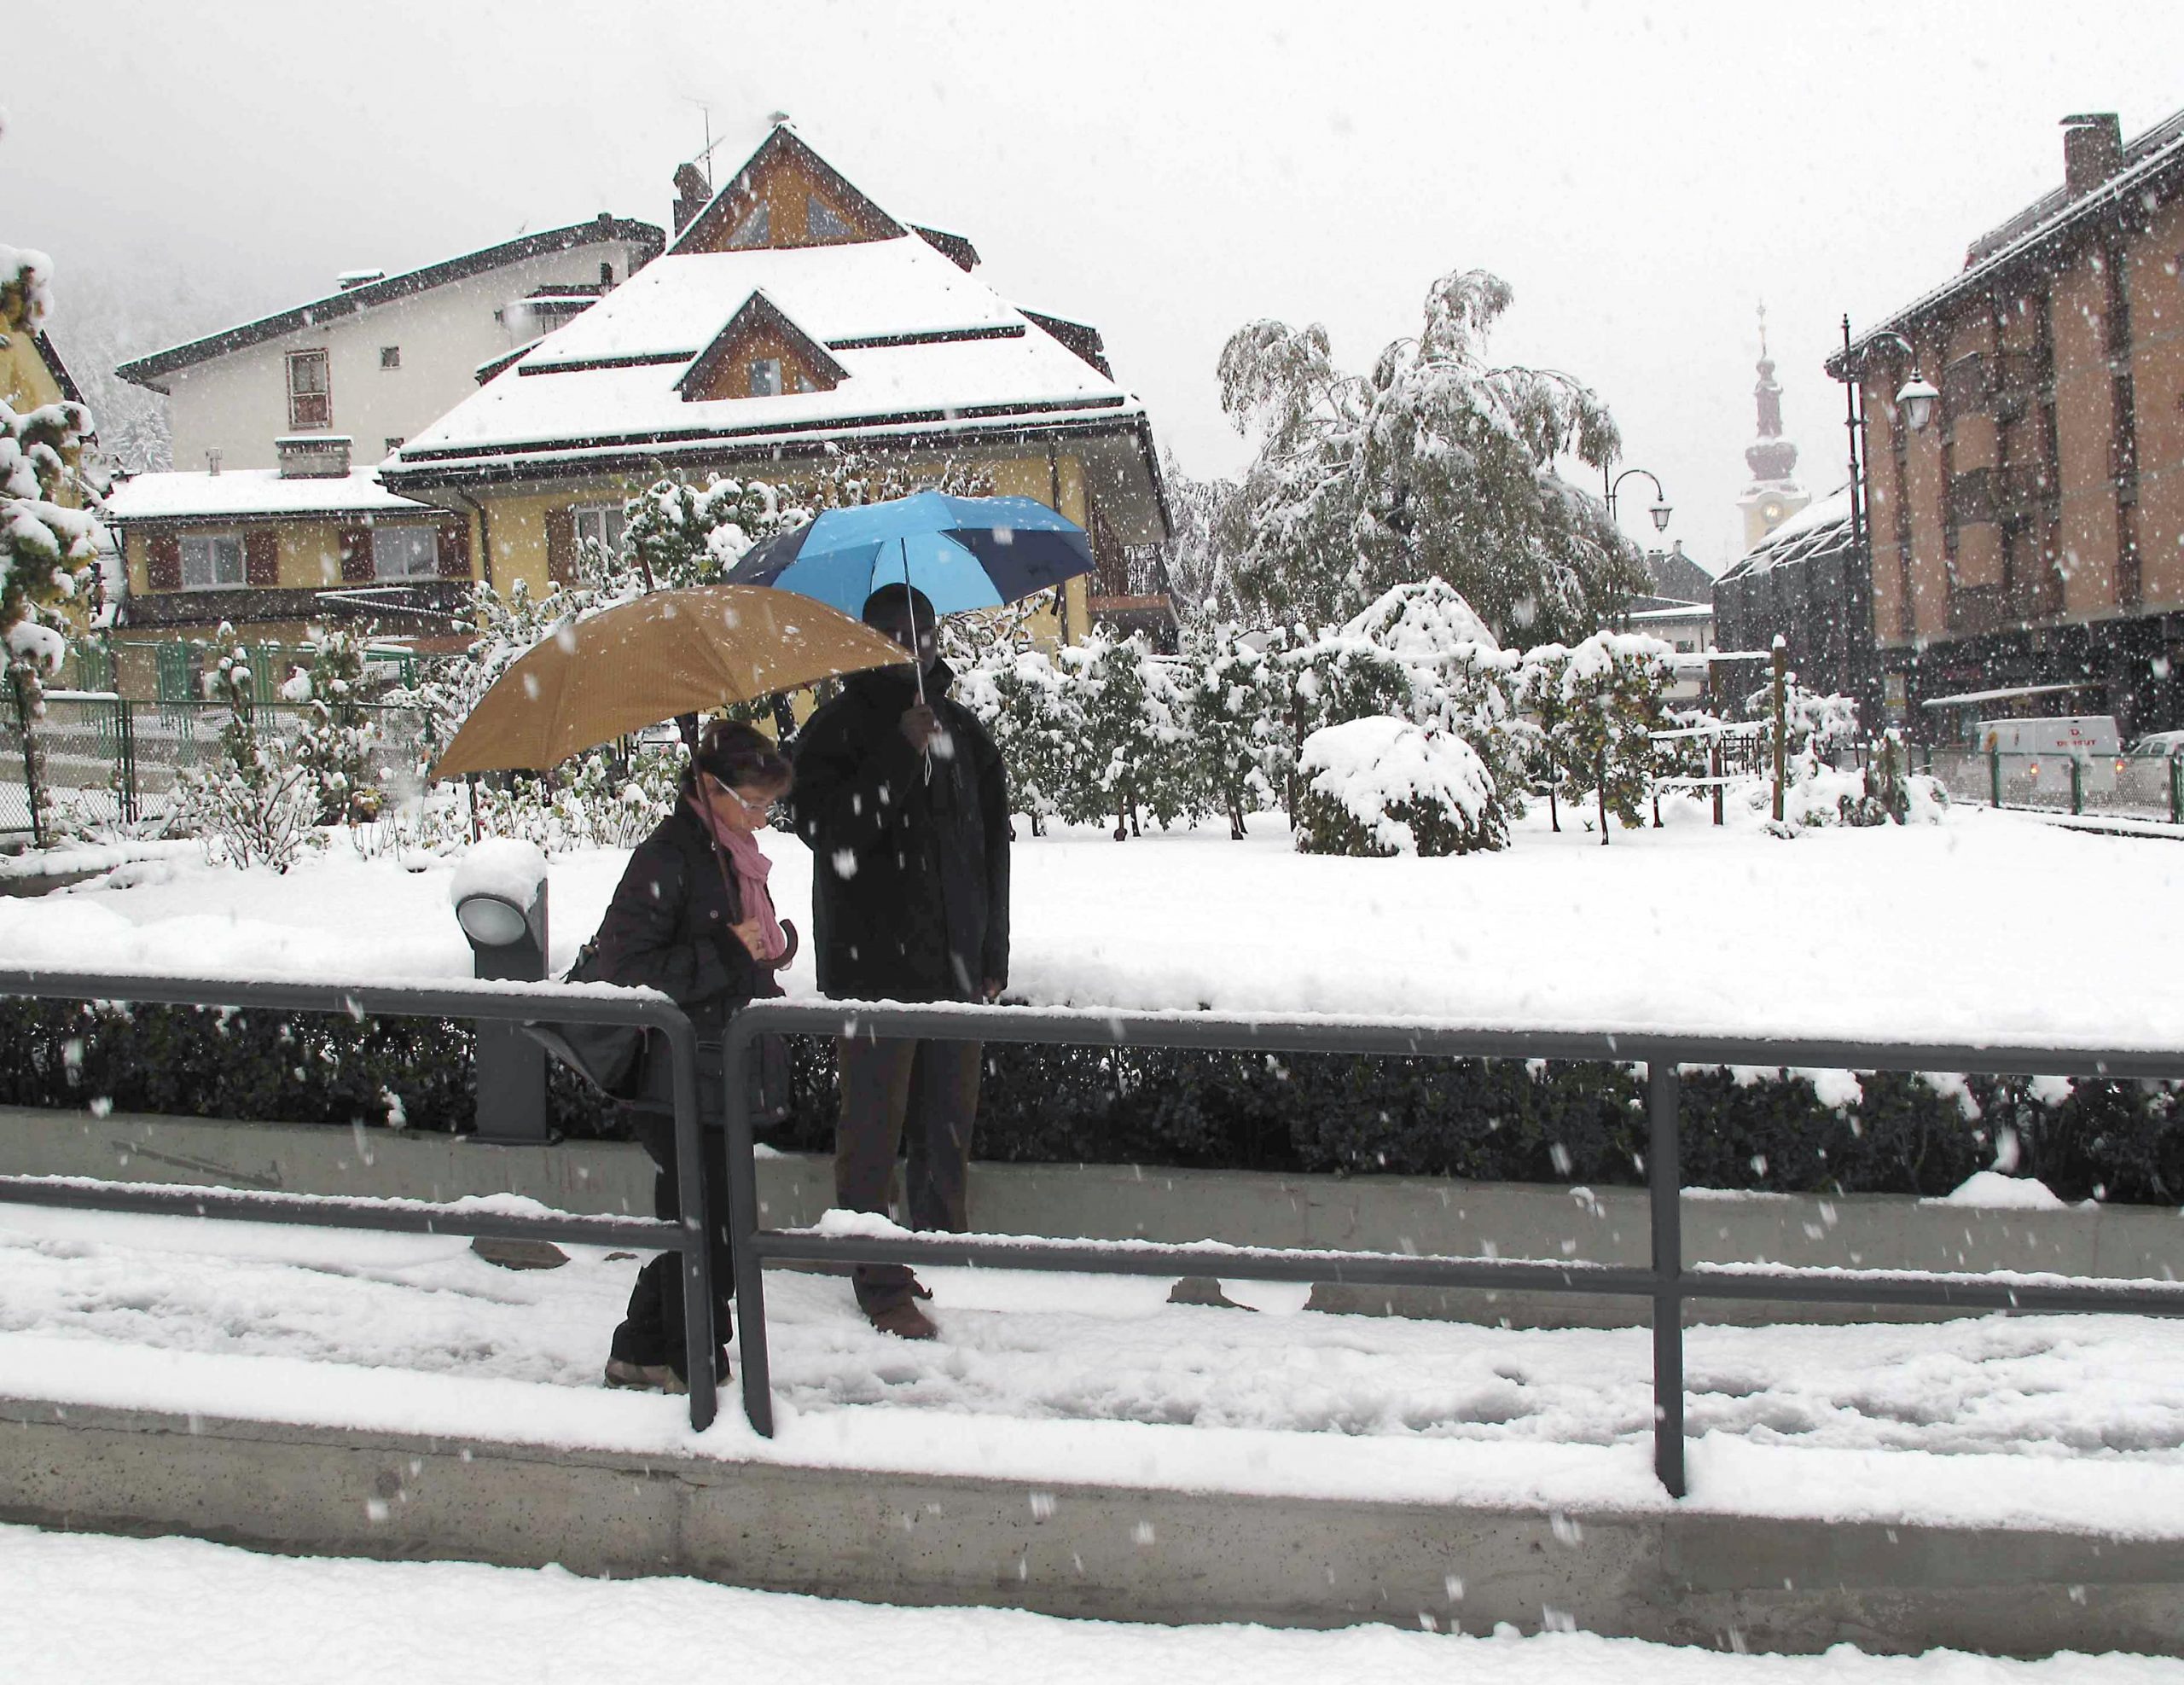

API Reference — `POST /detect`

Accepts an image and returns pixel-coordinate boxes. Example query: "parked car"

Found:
[2125,729,2184,759]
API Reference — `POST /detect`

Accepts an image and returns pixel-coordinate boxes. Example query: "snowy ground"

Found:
[13,1524,2184,1685]
[2,797,2180,1050]
[10,1202,2184,1537]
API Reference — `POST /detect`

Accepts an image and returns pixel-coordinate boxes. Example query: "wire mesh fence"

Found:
[1,689,438,838]
[1923,746,2183,822]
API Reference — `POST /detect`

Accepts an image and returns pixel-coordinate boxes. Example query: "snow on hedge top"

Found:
[1300,715,1492,851]
[450,840,548,911]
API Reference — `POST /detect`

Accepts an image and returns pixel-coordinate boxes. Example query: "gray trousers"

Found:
[834,1035,981,1312]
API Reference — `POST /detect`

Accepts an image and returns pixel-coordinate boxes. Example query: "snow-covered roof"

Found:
[115,217,665,392]
[1834,107,2184,372]
[102,468,437,522]
[1716,485,1855,584]
[1626,601,1714,623]
[386,234,1141,479]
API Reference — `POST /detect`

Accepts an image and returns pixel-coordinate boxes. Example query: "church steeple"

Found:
[1745,304,1798,483]
[1736,302,1809,549]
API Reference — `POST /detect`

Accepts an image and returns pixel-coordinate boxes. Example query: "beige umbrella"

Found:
[432,584,909,777]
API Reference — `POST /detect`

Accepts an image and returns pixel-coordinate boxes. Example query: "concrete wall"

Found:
[4,1105,2175,1330]
[5,1396,2181,1654]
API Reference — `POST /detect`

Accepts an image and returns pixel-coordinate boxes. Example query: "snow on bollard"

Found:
[450,839,549,1144]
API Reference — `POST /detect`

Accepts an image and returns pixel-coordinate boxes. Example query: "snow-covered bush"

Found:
[1062,629,1193,839]
[1184,623,1283,839]
[1294,714,1505,857]
[291,625,385,824]
[171,631,319,872]
[1529,630,1672,840]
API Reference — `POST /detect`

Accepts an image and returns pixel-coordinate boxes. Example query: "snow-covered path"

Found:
[9,1203,2184,1533]
[3,1522,2180,1685]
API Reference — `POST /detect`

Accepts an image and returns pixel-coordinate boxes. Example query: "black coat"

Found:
[589,799,781,1096]
[789,659,1009,1003]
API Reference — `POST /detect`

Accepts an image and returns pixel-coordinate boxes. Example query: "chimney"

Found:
[2062,113,2123,198]
[672,164,709,234]
[206,448,221,478]
[276,434,351,479]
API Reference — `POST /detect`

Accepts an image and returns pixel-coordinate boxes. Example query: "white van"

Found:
[1976,714,2122,799]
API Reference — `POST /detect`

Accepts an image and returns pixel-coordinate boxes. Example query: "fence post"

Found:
[2070,756,2083,816]
[1711,742,1723,827]
[1648,1059,1686,1498]
[2172,756,2181,827]
[1770,639,1787,822]
[11,671,44,849]
[1989,747,2002,808]
[118,699,139,827]
[723,1014,775,1438]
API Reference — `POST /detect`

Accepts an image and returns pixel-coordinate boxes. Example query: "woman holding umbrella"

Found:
[589,720,794,1393]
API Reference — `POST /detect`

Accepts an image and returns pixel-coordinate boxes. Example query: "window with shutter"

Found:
[544,506,576,584]
[336,524,375,583]
[436,521,472,579]
[244,529,279,587]
[146,532,183,591]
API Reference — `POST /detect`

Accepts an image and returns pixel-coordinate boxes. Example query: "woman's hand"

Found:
[729,917,771,961]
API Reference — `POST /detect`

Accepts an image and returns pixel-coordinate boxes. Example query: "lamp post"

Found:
[1836,319,1936,727]
[1605,467,1674,536]
[450,840,551,1145]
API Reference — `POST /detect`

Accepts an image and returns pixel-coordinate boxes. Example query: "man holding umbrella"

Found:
[788,582,1010,1340]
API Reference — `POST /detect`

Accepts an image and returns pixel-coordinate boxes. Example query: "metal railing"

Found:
[0,969,721,1432]
[6,970,2184,1498]
[719,999,2184,1498]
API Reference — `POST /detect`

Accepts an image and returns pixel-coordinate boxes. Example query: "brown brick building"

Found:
[1830,109,2184,740]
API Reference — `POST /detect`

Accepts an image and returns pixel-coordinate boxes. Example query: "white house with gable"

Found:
[116,216,665,474]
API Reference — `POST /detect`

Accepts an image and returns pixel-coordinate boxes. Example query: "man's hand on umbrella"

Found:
[900,703,942,752]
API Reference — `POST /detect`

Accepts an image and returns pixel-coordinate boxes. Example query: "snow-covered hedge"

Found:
[5,997,2178,1205]
[1294,715,1505,857]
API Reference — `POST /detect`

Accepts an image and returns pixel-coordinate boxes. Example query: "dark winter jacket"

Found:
[588,799,782,1098]
[789,659,1009,1003]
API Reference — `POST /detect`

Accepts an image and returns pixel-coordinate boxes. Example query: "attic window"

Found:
[749,358,782,398]
[380,346,401,369]
[727,202,771,249]
[807,197,855,242]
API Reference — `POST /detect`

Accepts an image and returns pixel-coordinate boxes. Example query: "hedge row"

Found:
[3,998,2178,1205]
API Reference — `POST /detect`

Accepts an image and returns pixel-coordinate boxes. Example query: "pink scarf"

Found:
[691,795,786,962]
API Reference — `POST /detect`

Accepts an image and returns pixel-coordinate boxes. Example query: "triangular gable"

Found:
[676,291,848,403]
[672,125,904,256]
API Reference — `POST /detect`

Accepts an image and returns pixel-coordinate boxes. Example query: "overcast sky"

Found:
[11,1,2184,572]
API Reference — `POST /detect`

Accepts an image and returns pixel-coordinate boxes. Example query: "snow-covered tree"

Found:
[1063,630,1182,839]
[172,628,318,872]
[1159,447,1238,626]
[1294,715,1506,857]
[1216,268,1642,641]
[621,473,809,589]
[1184,622,1282,839]
[291,625,383,824]
[1540,631,1675,843]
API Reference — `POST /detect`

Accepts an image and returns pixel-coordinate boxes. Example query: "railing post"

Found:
[118,697,139,827]
[2070,755,2083,816]
[664,1018,717,1434]
[1989,747,2001,808]
[722,1013,775,1437]
[2171,755,2181,827]
[1647,1059,1687,1498]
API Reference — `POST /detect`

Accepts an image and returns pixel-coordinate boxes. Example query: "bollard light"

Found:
[450,840,550,1142]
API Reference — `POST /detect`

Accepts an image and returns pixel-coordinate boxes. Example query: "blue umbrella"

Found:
[727,490,1095,623]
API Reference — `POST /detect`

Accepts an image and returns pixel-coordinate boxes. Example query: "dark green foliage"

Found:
[3,999,2177,1205]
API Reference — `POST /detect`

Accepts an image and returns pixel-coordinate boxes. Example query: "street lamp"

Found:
[1834,319,1937,730]
[450,839,551,1144]
[1606,467,1673,533]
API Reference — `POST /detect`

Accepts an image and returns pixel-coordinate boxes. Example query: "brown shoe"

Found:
[868,1300,938,1341]
[604,1358,688,1394]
